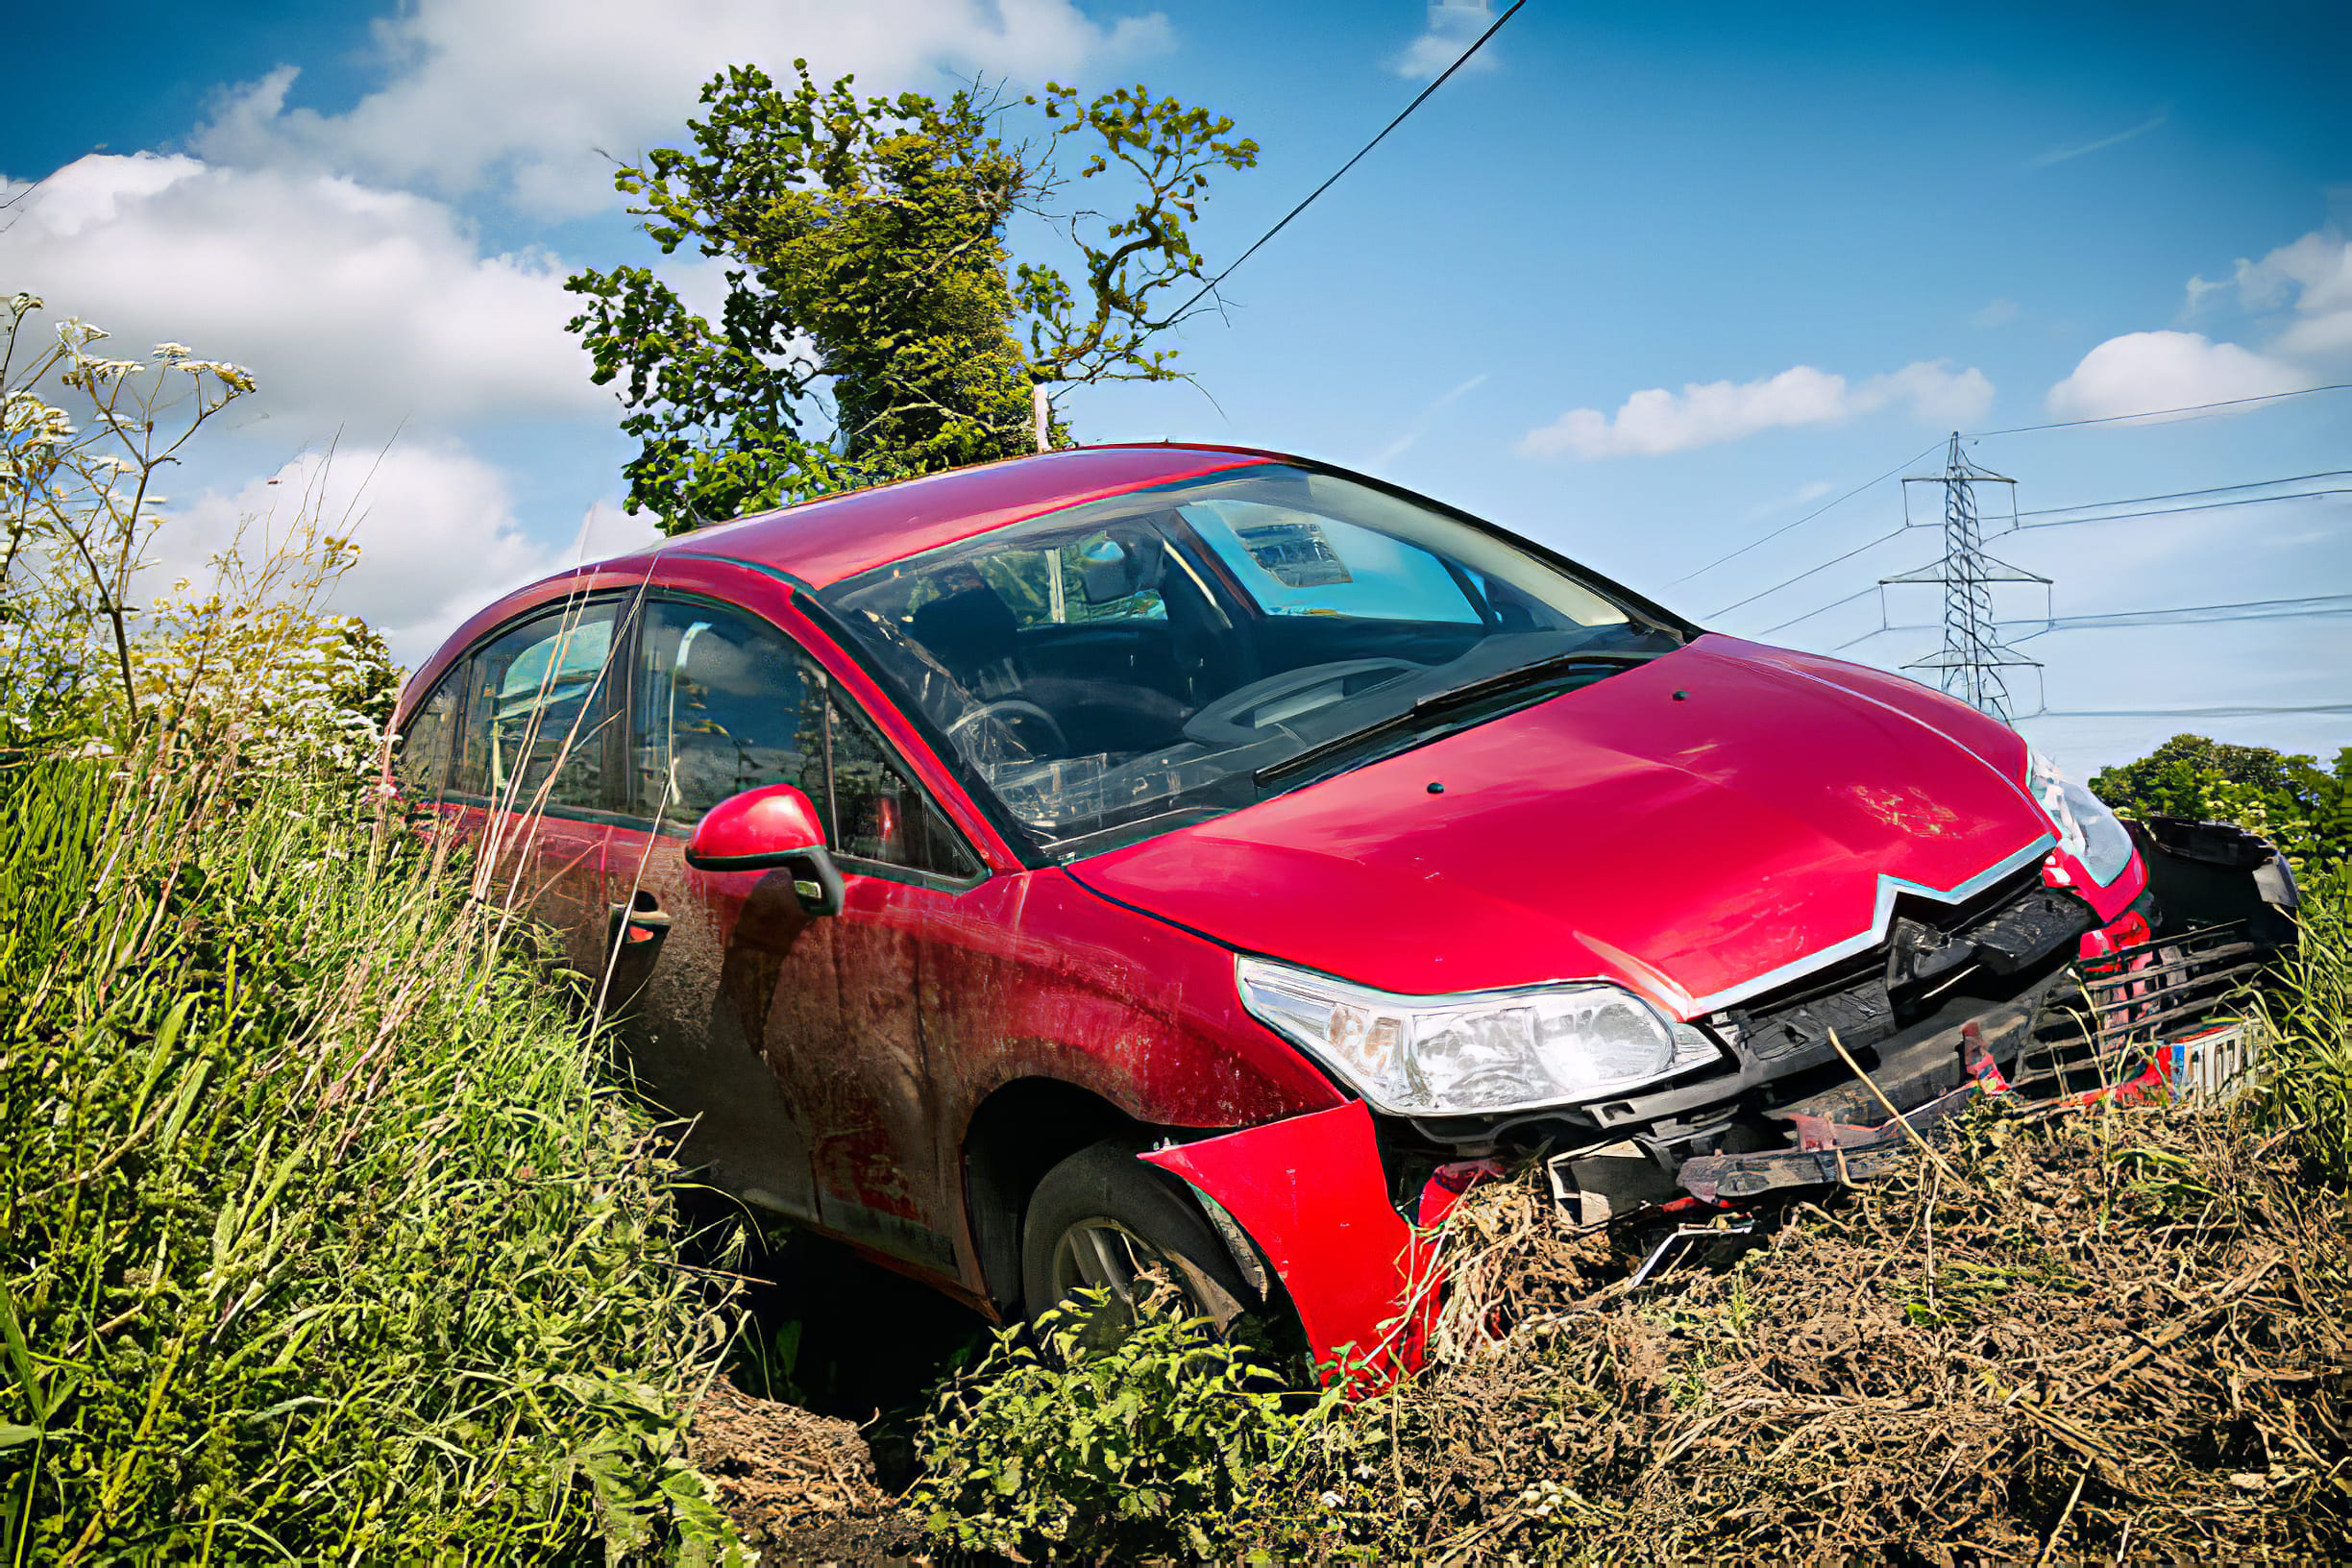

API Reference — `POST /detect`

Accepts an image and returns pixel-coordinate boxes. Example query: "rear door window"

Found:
[393,670,461,798]
[450,601,621,810]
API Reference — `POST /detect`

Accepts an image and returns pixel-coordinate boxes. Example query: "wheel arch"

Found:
[960,1077,1146,1316]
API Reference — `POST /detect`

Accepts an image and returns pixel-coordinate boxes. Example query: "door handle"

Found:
[608,897,674,954]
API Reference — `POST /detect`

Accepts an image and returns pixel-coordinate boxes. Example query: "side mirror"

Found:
[682,783,845,917]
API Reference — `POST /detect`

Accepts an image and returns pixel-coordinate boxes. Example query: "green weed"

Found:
[0,741,741,1562]
[2252,861,2352,1183]
[912,1291,1335,1561]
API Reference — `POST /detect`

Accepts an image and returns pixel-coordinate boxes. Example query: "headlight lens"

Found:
[1236,957,1721,1116]
[2024,747,2134,887]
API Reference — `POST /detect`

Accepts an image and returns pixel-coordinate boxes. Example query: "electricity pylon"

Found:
[1880,433,2046,723]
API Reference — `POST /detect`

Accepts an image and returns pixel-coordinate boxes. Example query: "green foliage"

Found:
[565,62,1256,533]
[912,1294,1331,1560]
[2252,861,2352,1184]
[2090,732,2352,871]
[0,743,743,1562]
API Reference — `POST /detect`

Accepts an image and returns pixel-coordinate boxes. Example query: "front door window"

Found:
[630,600,828,826]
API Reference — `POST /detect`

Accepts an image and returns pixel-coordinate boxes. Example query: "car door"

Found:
[600,594,832,1220]
[599,591,987,1272]
[402,599,624,978]
[806,690,988,1273]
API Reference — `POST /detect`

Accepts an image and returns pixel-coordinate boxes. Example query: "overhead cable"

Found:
[1706,526,1907,619]
[1162,1,1527,327]
[1841,593,2352,646]
[2010,470,2352,520]
[1967,382,2352,439]
[1667,439,1945,587]
[2014,592,2352,633]
[2032,702,2352,719]
[2010,489,2350,530]
[1752,584,1879,636]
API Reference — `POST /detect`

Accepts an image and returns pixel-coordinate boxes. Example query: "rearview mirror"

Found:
[1076,529,1161,604]
[682,783,845,917]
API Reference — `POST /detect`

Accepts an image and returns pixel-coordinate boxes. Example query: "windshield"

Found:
[820,464,1686,855]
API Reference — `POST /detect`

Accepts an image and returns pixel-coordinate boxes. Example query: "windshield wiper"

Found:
[1409,647,1663,721]
[1252,649,1665,788]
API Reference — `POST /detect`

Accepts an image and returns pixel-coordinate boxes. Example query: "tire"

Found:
[1019,1140,1261,1335]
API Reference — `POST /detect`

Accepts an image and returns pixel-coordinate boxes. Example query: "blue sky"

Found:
[6,0,2346,779]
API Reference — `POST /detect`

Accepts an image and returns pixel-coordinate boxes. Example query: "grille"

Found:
[1717,862,2068,1064]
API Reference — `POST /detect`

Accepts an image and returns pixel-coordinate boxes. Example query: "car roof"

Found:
[618,443,1284,589]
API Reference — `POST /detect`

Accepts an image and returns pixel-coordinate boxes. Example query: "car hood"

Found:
[1066,636,2058,1017]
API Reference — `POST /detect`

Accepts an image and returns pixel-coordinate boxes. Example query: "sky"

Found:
[4,0,2347,781]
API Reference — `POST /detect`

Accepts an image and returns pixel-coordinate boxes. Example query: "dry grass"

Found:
[1238,1098,2352,1560]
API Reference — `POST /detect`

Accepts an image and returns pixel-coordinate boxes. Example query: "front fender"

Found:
[1142,1101,1427,1383]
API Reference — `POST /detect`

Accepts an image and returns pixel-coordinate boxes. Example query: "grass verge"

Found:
[0,739,741,1562]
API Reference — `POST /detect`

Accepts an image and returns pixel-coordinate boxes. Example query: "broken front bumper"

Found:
[1147,816,2297,1381]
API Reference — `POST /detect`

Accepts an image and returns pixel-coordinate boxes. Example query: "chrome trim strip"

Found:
[1681,834,2057,1017]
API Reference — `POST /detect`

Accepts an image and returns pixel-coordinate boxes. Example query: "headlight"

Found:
[2024,747,2134,887]
[1236,957,1722,1116]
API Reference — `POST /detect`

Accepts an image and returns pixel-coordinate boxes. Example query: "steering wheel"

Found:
[947,698,1070,756]
[1182,658,1428,748]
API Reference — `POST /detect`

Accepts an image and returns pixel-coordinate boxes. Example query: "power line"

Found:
[2010,470,2352,519]
[1668,439,1944,587]
[1753,584,1878,636]
[2010,489,2350,530]
[2033,702,2352,719]
[1841,592,2352,645]
[1706,525,1908,619]
[1967,381,2352,438]
[1163,1,1527,327]
[2011,592,2352,636]
[1753,480,2352,634]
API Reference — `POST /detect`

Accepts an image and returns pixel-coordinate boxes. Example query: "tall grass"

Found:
[2254,861,2352,1184]
[0,730,740,1561]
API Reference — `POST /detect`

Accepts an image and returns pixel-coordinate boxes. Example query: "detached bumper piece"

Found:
[2013,815,2298,1102]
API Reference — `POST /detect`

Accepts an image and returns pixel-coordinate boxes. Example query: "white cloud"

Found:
[1517,360,1994,460]
[0,154,601,437]
[195,0,1173,217]
[2046,229,2352,420]
[1971,297,2020,329]
[2044,331,2312,422]
[2218,229,2352,359]
[1393,1,1502,80]
[158,444,658,662]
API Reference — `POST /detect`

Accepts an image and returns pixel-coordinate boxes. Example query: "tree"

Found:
[565,63,1258,534]
[2,292,256,735]
[2090,732,2351,871]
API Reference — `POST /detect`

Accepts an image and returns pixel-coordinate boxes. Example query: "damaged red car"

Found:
[388,444,2297,1375]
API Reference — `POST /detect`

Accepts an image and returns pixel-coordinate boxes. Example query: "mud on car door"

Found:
[600,594,986,1272]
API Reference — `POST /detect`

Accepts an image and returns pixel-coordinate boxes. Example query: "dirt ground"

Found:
[689,1375,927,1562]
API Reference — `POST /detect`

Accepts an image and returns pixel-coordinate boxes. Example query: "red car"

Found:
[388,444,2293,1374]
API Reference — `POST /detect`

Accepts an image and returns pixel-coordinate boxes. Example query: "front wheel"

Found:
[1020,1141,1262,1334]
